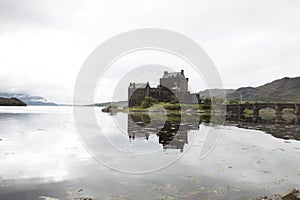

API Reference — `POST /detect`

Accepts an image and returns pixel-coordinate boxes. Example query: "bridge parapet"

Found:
[254,103,275,110]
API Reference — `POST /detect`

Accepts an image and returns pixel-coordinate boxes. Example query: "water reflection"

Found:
[127,113,201,152]
[1,107,299,199]
[127,112,300,153]
[226,115,300,141]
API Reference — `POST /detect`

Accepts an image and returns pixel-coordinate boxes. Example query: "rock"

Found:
[101,105,111,112]
[282,189,300,200]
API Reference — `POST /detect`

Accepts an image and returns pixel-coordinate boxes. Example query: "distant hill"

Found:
[0,93,58,106]
[199,76,300,103]
[0,97,26,106]
[91,100,128,107]
[198,89,235,99]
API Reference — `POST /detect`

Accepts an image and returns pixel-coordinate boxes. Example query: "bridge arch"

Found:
[239,103,254,116]
[253,103,275,118]
[226,103,300,119]
[275,103,296,116]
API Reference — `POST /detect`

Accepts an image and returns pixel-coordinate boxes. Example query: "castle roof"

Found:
[128,82,149,89]
[162,71,185,78]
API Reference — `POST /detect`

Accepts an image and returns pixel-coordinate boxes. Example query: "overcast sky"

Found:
[0,0,300,104]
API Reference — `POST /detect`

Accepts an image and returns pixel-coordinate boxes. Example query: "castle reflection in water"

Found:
[127,113,300,152]
[127,113,202,152]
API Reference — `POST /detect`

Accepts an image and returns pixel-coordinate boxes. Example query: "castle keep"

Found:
[128,70,200,107]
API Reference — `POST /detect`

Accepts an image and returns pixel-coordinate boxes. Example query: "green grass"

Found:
[160,102,181,110]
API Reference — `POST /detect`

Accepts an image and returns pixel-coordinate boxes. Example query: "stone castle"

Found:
[128,70,200,107]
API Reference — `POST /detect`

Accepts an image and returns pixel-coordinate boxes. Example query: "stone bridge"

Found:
[226,103,300,118]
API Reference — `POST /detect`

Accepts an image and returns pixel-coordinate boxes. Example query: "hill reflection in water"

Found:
[127,112,300,152]
[226,115,300,141]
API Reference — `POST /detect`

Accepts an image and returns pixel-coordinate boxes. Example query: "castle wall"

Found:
[128,88,147,107]
[160,77,188,94]
[128,70,200,107]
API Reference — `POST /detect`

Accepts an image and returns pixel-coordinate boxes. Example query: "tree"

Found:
[203,98,212,110]
[141,96,159,108]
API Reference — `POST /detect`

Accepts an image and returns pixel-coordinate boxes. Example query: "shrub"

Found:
[141,97,159,108]
[202,98,212,110]
[161,102,181,110]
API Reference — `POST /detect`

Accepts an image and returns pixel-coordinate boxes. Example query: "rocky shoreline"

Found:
[252,189,300,200]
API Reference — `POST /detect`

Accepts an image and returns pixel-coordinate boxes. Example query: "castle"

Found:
[128,70,200,107]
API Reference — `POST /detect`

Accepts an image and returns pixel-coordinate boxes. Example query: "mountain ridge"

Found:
[0,93,58,106]
[199,76,300,102]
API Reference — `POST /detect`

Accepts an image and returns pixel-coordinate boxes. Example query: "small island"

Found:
[102,70,208,114]
[0,97,27,106]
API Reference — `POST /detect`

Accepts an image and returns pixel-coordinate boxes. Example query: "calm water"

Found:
[0,106,299,200]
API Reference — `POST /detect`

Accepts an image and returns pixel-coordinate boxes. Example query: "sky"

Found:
[0,0,300,104]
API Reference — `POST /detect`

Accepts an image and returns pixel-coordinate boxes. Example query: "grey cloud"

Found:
[0,0,48,24]
[0,0,81,32]
[0,0,300,103]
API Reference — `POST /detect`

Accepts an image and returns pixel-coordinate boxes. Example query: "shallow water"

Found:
[0,106,299,200]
